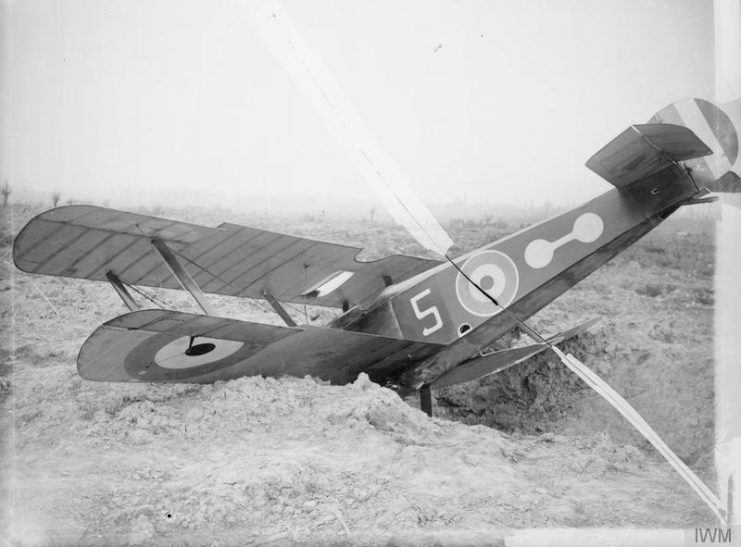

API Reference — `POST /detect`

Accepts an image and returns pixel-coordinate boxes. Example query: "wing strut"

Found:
[106,271,140,311]
[262,290,297,327]
[151,238,216,316]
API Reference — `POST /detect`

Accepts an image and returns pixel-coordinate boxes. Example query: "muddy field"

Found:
[0,202,719,545]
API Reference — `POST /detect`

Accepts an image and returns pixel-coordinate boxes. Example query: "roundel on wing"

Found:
[124,334,249,381]
[153,336,243,369]
[455,250,519,317]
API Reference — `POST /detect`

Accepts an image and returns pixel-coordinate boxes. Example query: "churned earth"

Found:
[0,203,719,545]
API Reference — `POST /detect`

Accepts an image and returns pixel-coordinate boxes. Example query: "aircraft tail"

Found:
[586,99,740,199]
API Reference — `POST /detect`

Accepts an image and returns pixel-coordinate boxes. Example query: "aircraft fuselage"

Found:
[339,162,700,388]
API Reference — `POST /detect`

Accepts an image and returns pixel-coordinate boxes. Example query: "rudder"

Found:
[650,98,739,191]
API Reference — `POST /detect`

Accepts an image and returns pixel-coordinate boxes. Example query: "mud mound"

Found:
[5,367,713,545]
[80,374,441,448]
[435,332,609,434]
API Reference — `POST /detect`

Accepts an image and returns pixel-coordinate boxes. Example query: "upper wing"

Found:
[78,308,443,384]
[586,123,712,188]
[13,205,440,308]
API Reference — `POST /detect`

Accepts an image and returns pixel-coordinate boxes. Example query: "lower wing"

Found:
[78,309,443,385]
[431,317,600,389]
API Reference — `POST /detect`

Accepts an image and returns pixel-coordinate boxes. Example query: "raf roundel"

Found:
[153,336,244,369]
[455,250,519,317]
[123,334,248,381]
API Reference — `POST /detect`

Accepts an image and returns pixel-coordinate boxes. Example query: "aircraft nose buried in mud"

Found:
[12,98,740,415]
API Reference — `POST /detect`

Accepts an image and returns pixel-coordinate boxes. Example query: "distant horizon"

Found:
[3,1,717,212]
[4,182,589,221]
[5,183,721,229]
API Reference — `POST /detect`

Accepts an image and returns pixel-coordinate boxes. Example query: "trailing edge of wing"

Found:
[13,205,440,309]
[432,317,600,389]
[586,124,712,188]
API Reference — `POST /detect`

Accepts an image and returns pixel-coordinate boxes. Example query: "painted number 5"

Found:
[410,288,443,336]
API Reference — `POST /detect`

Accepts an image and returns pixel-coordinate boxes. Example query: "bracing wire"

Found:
[170,248,278,317]
[123,280,169,309]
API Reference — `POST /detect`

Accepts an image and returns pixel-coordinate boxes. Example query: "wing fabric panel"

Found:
[13,205,440,308]
[585,124,712,188]
[78,309,443,384]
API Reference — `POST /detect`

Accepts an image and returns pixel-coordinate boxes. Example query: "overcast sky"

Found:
[3,0,715,212]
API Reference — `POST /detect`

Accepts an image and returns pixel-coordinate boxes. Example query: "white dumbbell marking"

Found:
[524,212,604,269]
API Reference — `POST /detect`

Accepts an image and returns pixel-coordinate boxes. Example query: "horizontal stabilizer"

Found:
[13,206,440,309]
[586,124,712,188]
[432,317,600,389]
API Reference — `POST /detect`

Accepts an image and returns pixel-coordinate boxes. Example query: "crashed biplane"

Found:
[13,98,739,416]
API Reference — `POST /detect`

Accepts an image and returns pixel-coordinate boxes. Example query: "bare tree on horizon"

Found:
[2,181,10,208]
[52,191,61,207]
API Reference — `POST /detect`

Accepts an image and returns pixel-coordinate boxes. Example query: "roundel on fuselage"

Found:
[455,250,519,317]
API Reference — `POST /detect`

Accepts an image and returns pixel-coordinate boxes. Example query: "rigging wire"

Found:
[170,248,278,317]
[443,254,548,344]
[122,280,169,309]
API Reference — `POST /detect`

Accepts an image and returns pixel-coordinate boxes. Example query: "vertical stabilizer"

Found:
[650,98,738,189]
